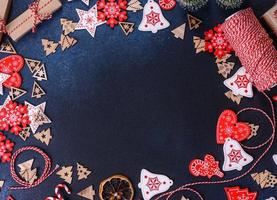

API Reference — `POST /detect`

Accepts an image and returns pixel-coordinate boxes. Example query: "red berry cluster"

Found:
[97,0,128,28]
[204,24,233,58]
[0,100,30,135]
[0,132,14,163]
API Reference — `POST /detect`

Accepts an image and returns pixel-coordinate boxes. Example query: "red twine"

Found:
[45,183,71,200]
[9,146,59,190]
[28,1,52,33]
[221,8,277,92]
[155,91,276,200]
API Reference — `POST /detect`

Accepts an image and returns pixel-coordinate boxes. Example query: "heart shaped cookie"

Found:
[216,110,251,144]
[0,55,24,88]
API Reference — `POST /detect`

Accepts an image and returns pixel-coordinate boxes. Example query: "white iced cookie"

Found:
[222,138,253,171]
[224,67,253,98]
[138,169,173,200]
[138,0,170,33]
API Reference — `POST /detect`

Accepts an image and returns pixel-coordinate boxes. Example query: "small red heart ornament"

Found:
[0,55,24,88]
[216,110,251,144]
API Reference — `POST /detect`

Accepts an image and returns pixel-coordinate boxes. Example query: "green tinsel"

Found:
[216,0,244,9]
[177,0,208,11]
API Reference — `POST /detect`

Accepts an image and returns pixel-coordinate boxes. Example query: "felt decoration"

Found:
[97,0,128,28]
[25,101,51,133]
[25,58,41,74]
[75,5,106,38]
[0,55,24,89]
[9,87,27,100]
[31,81,46,98]
[0,132,14,163]
[224,186,257,200]
[60,18,77,35]
[215,54,231,63]
[45,183,71,200]
[273,154,277,166]
[216,109,251,144]
[0,98,30,135]
[77,185,95,200]
[32,64,47,81]
[99,175,134,200]
[217,62,234,78]
[193,36,205,53]
[189,154,224,179]
[224,67,253,98]
[138,169,173,200]
[41,39,59,56]
[0,73,10,95]
[171,23,186,40]
[0,40,17,54]
[216,0,244,9]
[177,0,208,12]
[187,14,202,30]
[119,22,135,36]
[19,127,31,141]
[56,166,73,184]
[222,138,253,171]
[225,91,243,105]
[59,34,77,51]
[204,24,233,58]
[158,0,176,10]
[18,159,37,184]
[247,124,259,140]
[0,180,4,191]
[34,128,52,145]
[251,170,277,188]
[138,0,170,33]
[77,162,92,180]
[127,0,143,12]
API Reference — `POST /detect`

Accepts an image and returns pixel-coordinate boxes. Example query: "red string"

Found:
[29,0,52,33]
[9,146,59,190]
[155,91,276,200]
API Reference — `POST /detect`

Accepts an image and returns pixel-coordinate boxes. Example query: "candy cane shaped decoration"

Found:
[45,183,71,200]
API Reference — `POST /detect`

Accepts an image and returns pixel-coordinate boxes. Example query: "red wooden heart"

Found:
[216,110,251,144]
[0,55,24,88]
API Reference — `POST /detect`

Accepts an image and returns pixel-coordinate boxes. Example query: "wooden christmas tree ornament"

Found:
[77,162,92,180]
[60,18,77,35]
[247,124,259,139]
[25,58,42,73]
[41,39,59,56]
[56,166,73,184]
[19,127,31,141]
[171,23,186,40]
[0,40,17,54]
[34,128,52,145]
[217,62,235,78]
[59,34,77,51]
[9,87,27,100]
[119,22,135,36]
[225,90,243,105]
[187,14,202,30]
[215,54,231,63]
[251,170,277,188]
[32,64,47,81]
[0,180,4,191]
[127,0,143,12]
[193,36,205,53]
[18,159,38,184]
[77,185,96,200]
[32,81,46,99]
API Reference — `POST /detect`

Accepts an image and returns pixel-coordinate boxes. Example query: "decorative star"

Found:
[25,101,51,133]
[75,5,105,38]
[0,73,10,95]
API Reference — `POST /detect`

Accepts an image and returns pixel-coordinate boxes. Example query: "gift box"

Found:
[6,0,62,42]
[0,0,12,43]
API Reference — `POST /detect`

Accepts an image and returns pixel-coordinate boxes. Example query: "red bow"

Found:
[29,1,52,33]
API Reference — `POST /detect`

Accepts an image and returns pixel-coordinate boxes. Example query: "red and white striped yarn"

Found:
[0,19,7,33]
[45,184,71,200]
[155,91,276,200]
[222,8,277,92]
[9,146,59,190]
[28,0,52,33]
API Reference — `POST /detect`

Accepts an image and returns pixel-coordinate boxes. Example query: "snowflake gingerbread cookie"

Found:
[138,169,173,200]
[138,0,170,33]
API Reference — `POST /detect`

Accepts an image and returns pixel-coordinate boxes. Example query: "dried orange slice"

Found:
[99,175,134,200]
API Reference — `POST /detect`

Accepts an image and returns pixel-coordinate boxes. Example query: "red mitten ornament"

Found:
[216,110,251,144]
[0,132,15,163]
[225,186,257,200]
[189,154,224,179]
[0,55,24,88]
